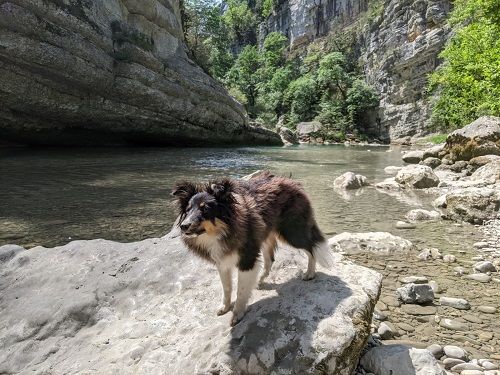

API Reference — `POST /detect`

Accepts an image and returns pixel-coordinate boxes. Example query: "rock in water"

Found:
[444,116,500,161]
[395,165,440,188]
[397,283,435,304]
[0,1,281,146]
[334,172,369,190]
[278,126,299,145]
[0,237,382,374]
[402,150,425,164]
[444,187,500,224]
[328,232,414,254]
[405,209,441,222]
[360,345,444,375]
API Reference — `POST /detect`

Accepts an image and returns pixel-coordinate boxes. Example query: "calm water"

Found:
[0,145,477,250]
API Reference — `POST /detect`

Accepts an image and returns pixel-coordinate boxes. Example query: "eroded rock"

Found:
[395,165,440,188]
[329,232,414,255]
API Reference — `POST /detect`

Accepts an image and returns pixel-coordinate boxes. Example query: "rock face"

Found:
[0,235,382,374]
[444,116,500,161]
[0,1,281,146]
[260,0,451,140]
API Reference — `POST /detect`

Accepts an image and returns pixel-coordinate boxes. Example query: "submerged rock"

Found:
[329,232,414,255]
[0,237,382,374]
[444,116,500,161]
[395,165,440,188]
[360,345,444,375]
[334,172,369,190]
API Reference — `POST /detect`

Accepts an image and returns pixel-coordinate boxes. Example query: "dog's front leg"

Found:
[231,264,260,326]
[216,266,233,316]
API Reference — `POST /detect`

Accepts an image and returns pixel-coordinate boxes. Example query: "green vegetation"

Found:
[181,0,380,140]
[426,134,448,144]
[429,0,500,130]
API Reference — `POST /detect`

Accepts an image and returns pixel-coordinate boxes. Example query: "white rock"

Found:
[334,171,370,190]
[0,238,383,374]
[328,232,414,255]
[396,165,440,188]
[423,144,445,159]
[360,345,443,375]
[405,209,441,222]
[429,280,441,293]
[471,160,500,182]
[440,297,470,310]
[443,346,468,360]
[482,362,499,370]
[426,344,443,359]
[443,254,457,263]
[397,283,434,304]
[401,276,429,284]
[465,273,492,283]
[460,370,485,375]
[402,150,425,164]
[451,363,483,372]
[396,221,417,229]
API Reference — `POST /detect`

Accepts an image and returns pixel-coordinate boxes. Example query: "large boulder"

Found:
[444,116,500,161]
[468,155,500,170]
[329,232,414,255]
[443,187,500,224]
[423,144,445,159]
[334,172,369,190]
[0,1,281,146]
[296,121,322,142]
[395,165,440,188]
[278,126,299,145]
[470,160,500,182]
[402,150,425,164]
[360,345,444,375]
[0,236,382,374]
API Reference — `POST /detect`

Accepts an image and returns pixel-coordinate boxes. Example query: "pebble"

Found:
[462,314,483,324]
[396,283,435,304]
[473,242,489,249]
[455,266,467,276]
[482,362,499,370]
[396,221,416,229]
[451,363,483,372]
[426,343,443,359]
[444,345,468,360]
[443,254,457,263]
[444,358,466,369]
[381,295,401,307]
[474,261,497,273]
[477,306,497,314]
[465,274,492,283]
[439,318,470,331]
[429,280,441,293]
[440,296,471,310]
[478,332,493,342]
[400,276,428,284]
[377,322,396,339]
[397,322,415,332]
[401,304,437,315]
[460,370,484,375]
[484,371,500,375]
[373,309,387,321]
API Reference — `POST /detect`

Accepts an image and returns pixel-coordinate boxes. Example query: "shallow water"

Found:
[0,145,477,250]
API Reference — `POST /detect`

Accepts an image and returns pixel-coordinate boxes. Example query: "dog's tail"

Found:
[311,225,335,268]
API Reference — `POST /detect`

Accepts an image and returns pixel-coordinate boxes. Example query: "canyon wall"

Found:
[0,0,281,146]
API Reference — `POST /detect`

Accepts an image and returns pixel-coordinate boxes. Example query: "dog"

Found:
[171,171,332,326]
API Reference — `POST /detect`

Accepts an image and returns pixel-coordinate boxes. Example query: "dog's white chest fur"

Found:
[194,233,237,267]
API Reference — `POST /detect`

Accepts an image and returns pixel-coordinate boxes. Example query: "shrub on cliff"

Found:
[429,0,500,130]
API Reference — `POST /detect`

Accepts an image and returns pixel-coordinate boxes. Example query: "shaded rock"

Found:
[465,273,492,283]
[444,116,500,161]
[328,232,414,255]
[421,157,442,169]
[439,319,470,331]
[426,343,443,359]
[373,309,388,321]
[0,237,382,374]
[396,165,440,188]
[334,172,369,190]
[397,283,434,304]
[278,126,298,145]
[360,345,443,375]
[469,155,500,170]
[471,160,500,182]
[474,261,497,273]
[450,160,469,173]
[443,345,468,361]
[440,297,470,310]
[405,209,441,222]
[444,187,500,224]
[403,150,425,164]
[443,358,465,369]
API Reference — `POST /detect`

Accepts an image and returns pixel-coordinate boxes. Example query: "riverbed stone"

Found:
[443,345,468,360]
[406,209,441,222]
[401,305,437,315]
[474,261,497,273]
[397,283,434,304]
[378,322,397,339]
[459,370,485,375]
[439,319,470,331]
[0,237,382,374]
[440,297,471,310]
[426,344,443,359]
[395,165,440,188]
[396,221,417,229]
[334,171,369,190]
[471,160,500,182]
[423,144,446,159]
[401,276,429,284]
[444,187,500,224]
[465,274,492,283]
[477,306,497,314]
[469,155,500,170]
[403,150,425,164]
[451,363,484,372]
[328,232,414,255]
[444,358,466,369]
[429,280,441,293]
[482,361,498,370]
[422,157,442,169]
[443,254,457,263]
[360,345,443,375]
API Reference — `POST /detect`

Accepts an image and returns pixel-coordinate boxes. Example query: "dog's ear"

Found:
[171,181,197,211]
[209,178,234,202]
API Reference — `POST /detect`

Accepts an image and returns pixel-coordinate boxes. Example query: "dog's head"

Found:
[171,178,234,237]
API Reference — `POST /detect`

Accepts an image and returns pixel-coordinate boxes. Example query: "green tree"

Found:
[346,79,379,125]
[317,52,351,100]
[223,0,257,42]
[429,0,500,129]
[284,75,318,123]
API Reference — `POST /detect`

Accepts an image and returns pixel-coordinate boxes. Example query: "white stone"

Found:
[440,297,470,310]
[405,209,441,222]
[396,165,440,188]
[443,345,468,360]
[402,150,425,164]
[328,232,414,255]
[443,254,457,263]
[397,283,434,304]
[334,171,369,190]
[465,273,492,283]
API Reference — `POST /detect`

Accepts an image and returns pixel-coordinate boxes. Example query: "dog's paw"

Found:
[302,272,316,281]
[217,303,233,316]
[230,310,245,326]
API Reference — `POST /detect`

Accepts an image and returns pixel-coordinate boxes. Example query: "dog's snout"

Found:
[180,222,191,232]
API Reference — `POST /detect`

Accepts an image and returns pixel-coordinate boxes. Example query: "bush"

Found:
[284,75,318,122]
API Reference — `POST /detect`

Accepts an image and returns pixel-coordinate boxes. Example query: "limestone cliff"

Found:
[260,0,452,141]
[0,1,281,146]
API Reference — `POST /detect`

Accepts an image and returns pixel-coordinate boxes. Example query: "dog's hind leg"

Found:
[258,235,276,286]
[302,250,316,280]
[231,264,260,326]
[216,266,233,316]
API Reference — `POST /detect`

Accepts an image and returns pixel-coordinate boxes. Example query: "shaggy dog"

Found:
[172,171,332,326]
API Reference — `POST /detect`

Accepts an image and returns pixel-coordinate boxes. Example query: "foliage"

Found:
[284,75,319,123]
[261,0,274,18]
[426,134,448,144]
[429,0,500,130]
[222,0,257,41]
